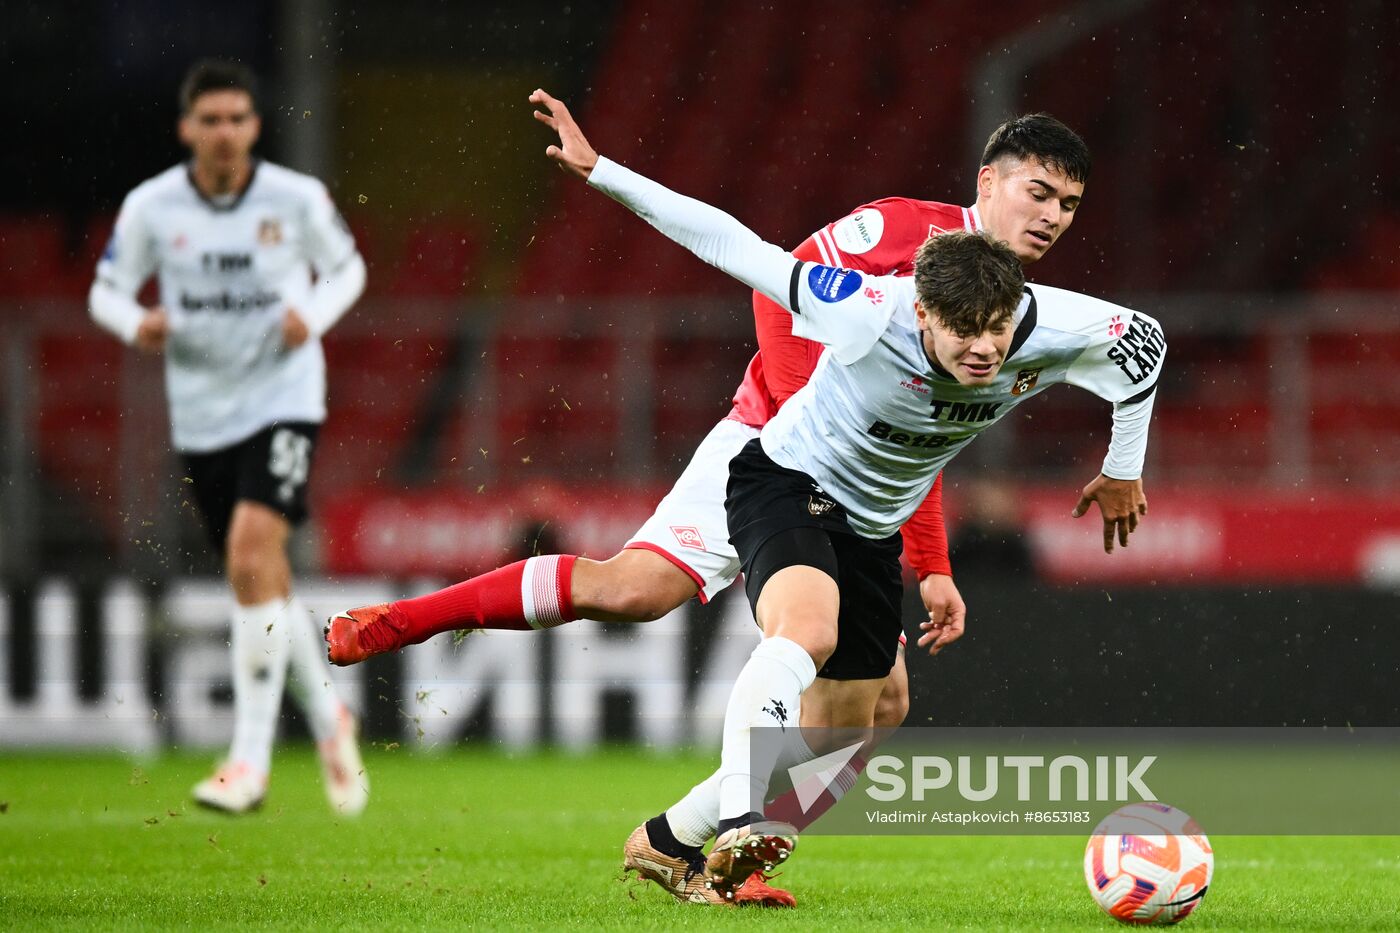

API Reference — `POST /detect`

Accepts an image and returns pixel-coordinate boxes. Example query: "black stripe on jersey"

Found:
[1006,287,1038,360]
[185,158,260,212]
[925,349,952,380]
[1123,382,1158,405]
[788,261,803,314]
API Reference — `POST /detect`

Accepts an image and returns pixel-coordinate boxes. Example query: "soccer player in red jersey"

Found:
[328,98,1092,905]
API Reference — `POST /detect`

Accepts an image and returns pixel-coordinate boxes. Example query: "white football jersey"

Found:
[763,267,1165,538]
[95,161,358,452]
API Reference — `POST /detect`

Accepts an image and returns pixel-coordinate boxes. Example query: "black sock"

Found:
[716,811,765,837]
[645,813,703,861]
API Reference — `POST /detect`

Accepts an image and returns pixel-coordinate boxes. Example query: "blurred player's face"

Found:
[916,305,1014,386]
[976,157,1083,264]
[178,90,260,180]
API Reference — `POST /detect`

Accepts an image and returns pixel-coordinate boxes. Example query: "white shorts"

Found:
[625,418,759,604]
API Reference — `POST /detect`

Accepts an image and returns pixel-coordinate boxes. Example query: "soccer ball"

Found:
[1083,803,1213,925]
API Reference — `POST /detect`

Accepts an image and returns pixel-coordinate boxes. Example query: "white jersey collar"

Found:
[185,158,261,212]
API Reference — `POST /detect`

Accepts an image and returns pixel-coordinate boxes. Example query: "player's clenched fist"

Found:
[282,308,310,348]
[135,306,169,353]
[530,88,598,180]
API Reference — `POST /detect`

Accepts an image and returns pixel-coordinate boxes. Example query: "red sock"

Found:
[766,755,866,831]
[390,554,578,645]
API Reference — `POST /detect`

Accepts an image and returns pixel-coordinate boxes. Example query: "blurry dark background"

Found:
[8,1,1397,293]
[2,0,1398,742]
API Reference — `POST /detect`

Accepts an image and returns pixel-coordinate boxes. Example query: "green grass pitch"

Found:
[2,747,1398,930]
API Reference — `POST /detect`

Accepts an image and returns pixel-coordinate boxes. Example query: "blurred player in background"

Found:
[88,60,369,816]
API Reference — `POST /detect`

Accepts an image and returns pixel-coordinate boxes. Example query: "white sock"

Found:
[283,594,344,742]
[715,636,817,825]
[773,717,815,773]
[228,598,291,775]
[666,717,814,847]
[666,771,722,847]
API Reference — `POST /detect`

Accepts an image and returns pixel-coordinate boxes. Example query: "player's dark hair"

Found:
[179,59,258,113]
[981,113,1091,184]
[913,232,1025,338]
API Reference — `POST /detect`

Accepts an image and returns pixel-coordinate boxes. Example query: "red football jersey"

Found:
[726,197,982,579]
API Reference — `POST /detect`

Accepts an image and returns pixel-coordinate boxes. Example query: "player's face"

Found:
[917,306,1014,386]
[178,90,260,174]
[976,157,1083,264]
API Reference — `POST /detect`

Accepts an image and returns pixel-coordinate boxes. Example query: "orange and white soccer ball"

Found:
[1084,803,1214,925]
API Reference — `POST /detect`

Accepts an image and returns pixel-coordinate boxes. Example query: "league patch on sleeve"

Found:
[808,265,863,303]
[831,208,884,255]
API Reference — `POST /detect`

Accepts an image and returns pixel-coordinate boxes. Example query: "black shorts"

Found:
[180,422,320,553]
[725,438,904,681]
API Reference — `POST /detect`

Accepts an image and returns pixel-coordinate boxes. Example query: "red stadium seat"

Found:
[389,220,480,298]
[33,334,125,523]
[0,215,68,301]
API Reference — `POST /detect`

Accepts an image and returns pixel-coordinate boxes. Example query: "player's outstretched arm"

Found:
[1061,302,1163,554]
[529,88,804,314]
[531,88,895,364]
[1074,376,1158,552]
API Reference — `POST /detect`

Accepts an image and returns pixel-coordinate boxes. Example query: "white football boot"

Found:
[318,705,369,816]
[192,761,268,814]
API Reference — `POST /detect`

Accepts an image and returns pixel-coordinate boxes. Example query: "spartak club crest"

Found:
[670,525,705,550]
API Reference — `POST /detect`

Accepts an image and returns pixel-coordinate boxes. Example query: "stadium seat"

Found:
[389,219,480,298]
[33,334,125,529]
[0,215,68,300]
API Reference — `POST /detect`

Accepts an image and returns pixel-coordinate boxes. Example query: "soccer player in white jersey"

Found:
[530,88,1162,900]
[327,101,1101,903]
[88,61,369,816]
